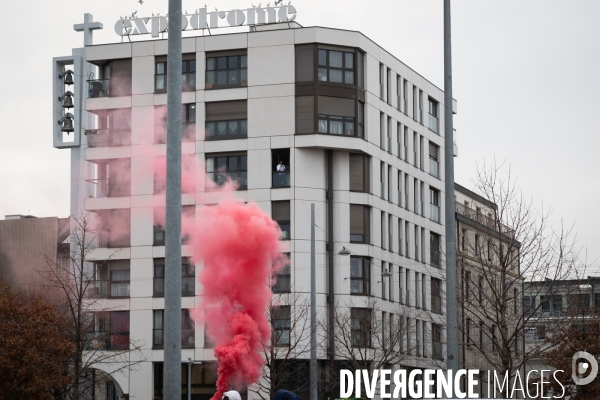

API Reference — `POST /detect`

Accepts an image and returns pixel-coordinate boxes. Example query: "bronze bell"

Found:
[61,92,74,108]
[60,113,75,132]
[63,70,74,85]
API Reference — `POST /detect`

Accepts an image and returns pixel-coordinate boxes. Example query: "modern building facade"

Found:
[53,12,458,400]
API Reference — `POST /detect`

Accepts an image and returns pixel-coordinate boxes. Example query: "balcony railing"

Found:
[85,280,130,298]
[429,159,439,178]
[430,249,441,268]
[154,123,196,144]
[272,171,290,188]
[88,79,110,98]
[430,204,440,223]
[86,129,131,148]
[456,203,516,237]
[86,179,108,198]
[85,331,129,350]
[428,114,439,134]
[153,277,195,297]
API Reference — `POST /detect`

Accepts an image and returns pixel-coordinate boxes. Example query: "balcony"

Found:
[428,114,439,134]
[430,204,440,223]
[272,171,290,188]
[153,277,195,297]
[430,249,441,268]
[429,158,439,178]
[86,179,108,198]
[86,129,131,148]
[88,79,110,98]
[85,280,130,298]
[456,203,516,237]
[85,331,129,350]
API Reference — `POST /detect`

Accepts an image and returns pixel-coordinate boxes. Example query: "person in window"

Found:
[276,160,289,172]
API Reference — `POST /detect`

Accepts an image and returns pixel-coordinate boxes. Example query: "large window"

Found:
[430,233,441,268]
[430,187,440,223]
[96,209,131,248]
[318,115,355,135]
[88,260,130,299]
[318,49,355,84]
[428,98,439,133]
[351,308,372,347]
[271,306,291,346]
[154,104,196,143]
[431,278,442,314]
[153,258,195,297]
[350,205,370,243]
[153,309,195,349]
[432,324,443,359]
[272,256,291,293]
[272,201,291,240]
[206,154,248,189]
[155,56,196,92]
[205,100,247,140]
[272,149,291,188]
[87,311,130,351]
[349,154,369,192]
[429,142,440,178]
[350,256,370,295]
[206,53,247,89]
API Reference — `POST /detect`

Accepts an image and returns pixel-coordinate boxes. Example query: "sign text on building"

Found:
[115,5,297,37]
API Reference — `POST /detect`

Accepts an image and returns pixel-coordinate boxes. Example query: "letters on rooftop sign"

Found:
[114,5,297,37]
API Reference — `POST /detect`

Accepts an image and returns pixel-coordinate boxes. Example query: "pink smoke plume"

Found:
[193,198,286,399]
[152,152,286,398]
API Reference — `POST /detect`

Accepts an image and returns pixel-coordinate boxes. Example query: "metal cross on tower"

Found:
[74,13,103,46]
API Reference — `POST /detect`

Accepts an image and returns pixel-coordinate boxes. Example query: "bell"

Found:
[60,113,75,133]
[62,94,74,108]
[63,70,74,85]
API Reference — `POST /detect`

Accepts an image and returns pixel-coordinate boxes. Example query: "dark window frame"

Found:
[350,256,370,296]
[206,53,248,90]
[153,309,196,349]
[351,308,372,347]
[318,114,355,136]
[152,258,195,297]
[318,49,355,85]
[206,153,248,190]
[271,306,291,346]
[154,58,196,93]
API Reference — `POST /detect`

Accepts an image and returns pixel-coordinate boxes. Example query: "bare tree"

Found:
[40,213,147,400]
[251,292,313,400]
[321,297,441,396]
[456,160,583,395]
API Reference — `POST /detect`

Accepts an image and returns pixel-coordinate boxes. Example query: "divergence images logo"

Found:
[572,351,598,385]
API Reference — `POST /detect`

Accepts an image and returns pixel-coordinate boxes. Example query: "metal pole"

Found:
[310,203,317,400]
[443,0,459,397]
[164,0,183,398]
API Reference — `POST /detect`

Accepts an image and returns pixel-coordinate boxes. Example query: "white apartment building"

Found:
[52,10,457,400]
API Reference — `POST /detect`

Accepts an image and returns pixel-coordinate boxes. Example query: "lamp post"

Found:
[310,203,317,400]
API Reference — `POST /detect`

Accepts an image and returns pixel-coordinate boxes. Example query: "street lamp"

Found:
[338,247,351,256]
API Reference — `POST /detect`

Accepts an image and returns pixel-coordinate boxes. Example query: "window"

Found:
[402,79,408,114]
[404,173,409,211]
[461,229,466,251]
[382,262,387,300]
[387,165,392,202]
[381,212,386,250]
[466,318,472,345]
[88,109,132,148]
[492,325,497,352]
[357,101,365,138]
[397,170,402,207]
[464,271,471,300]
[432,324,442,359]
[153,309,195,348]
[206,154,248,189]
[568,294,590,313]
[514,288,519,314]
[487,240,493,261]
[388,214,393,252]
[272,306,291,346]
[398,218,403,256]
[396,75,402,111]
[430,233,441,268]
[155,56,196,92]
[379,64,384,98]
[350,256,370,295]
[479,276,484,305]
[89,311,130,350]
[429,142,439,178]
[318,115,355,135]
[475,234,480,255]
[89,260,130,299]
[154,104,196,143]
[405,270,411,305]
[349,153,369,192]
[318,49,355,84]
[92,159,131,197]
[272,201,291,240]
[153,258,195,297]
[479,320,484,348]
[414,226,420,262]
[206,53,247,89]
[430,188,440,223]
[405,222,410,259]
[110,268,130,298]
[272,257,291,293]
[96,209,131,248]
[428,98,439,133]
[272,149,291,188]
[351,308,371,347]
[350,205,370,243]
[431,278,442,314]
[403,127,409,162]
[380,162,385,198]
[205,100,247,140]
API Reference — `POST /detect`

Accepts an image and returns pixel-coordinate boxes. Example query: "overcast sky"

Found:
[1,0,598,270]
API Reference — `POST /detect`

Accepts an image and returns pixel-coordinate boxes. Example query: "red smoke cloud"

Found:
[193,198,286,399]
